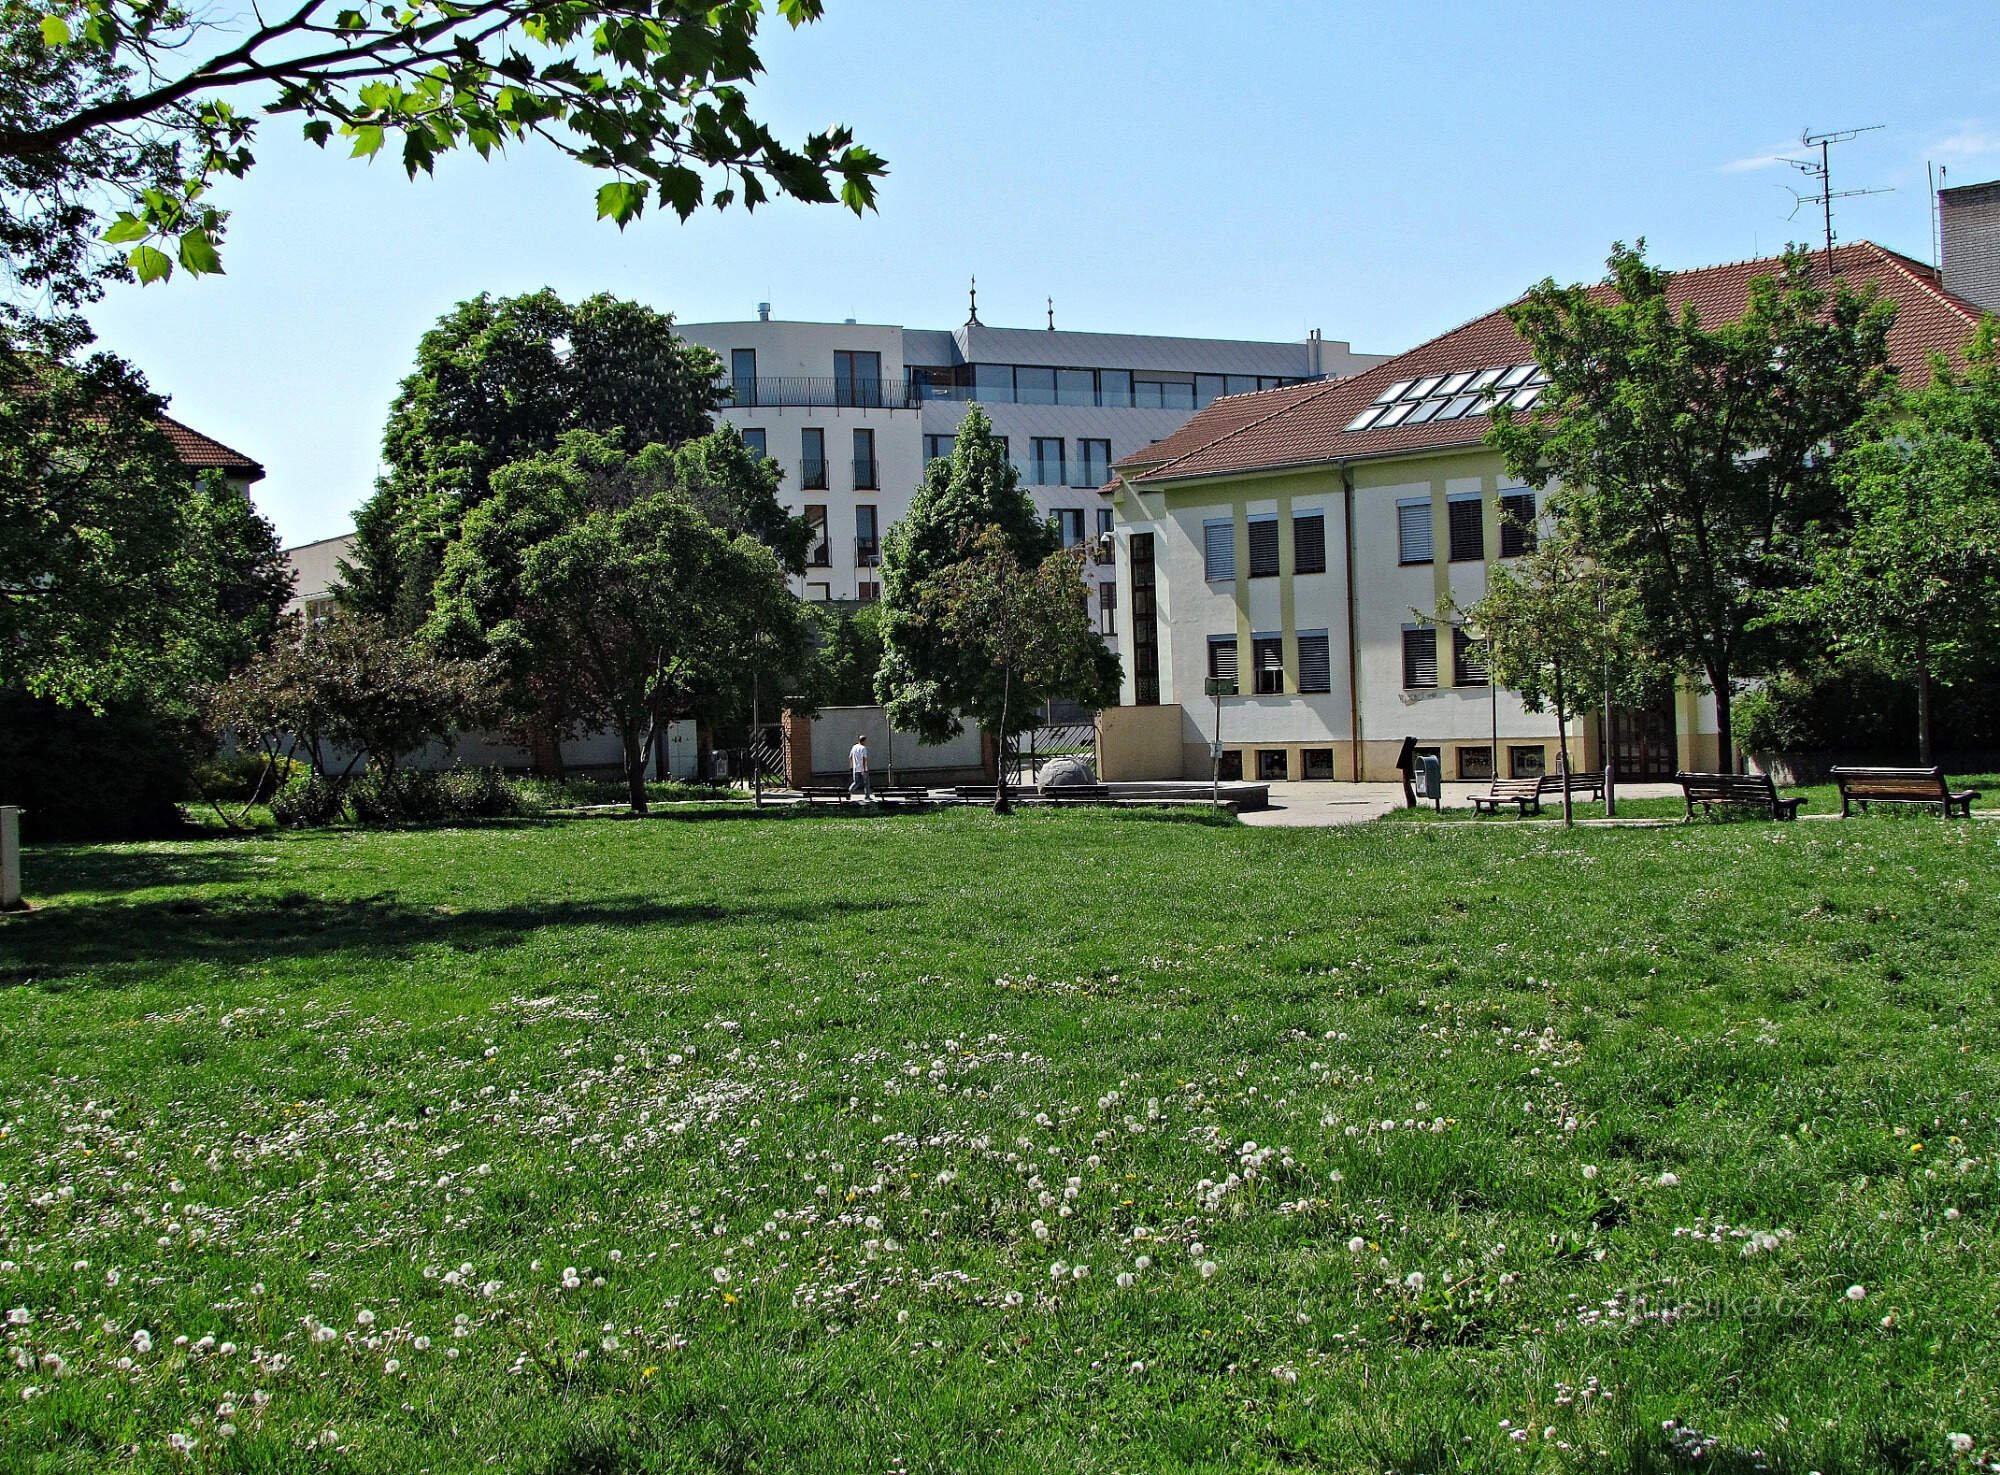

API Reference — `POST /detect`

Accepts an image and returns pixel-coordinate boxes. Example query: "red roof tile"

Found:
[158,414,264,480]
[1133,242,1989,487]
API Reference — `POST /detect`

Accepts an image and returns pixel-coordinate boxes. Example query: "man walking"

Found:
[849,735,873,801]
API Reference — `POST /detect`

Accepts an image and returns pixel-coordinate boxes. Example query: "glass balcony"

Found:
[725,377,910,409]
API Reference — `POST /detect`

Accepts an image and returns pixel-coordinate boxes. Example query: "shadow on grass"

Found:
[0,891,897,988]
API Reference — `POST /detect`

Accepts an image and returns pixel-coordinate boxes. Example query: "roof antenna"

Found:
[1780,125,1890,272]
[1046,297,1055,332]
[966,275,981,327]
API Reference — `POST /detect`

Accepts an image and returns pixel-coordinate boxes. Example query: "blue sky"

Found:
[84,0,2000,547]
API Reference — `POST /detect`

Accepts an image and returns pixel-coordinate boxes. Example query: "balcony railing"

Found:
[800,457,829,490]
[853,457,878,490]
[725,377,912,409]
[855,538,879,567]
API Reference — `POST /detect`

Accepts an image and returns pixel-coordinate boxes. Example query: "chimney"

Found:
[757,302,771,322]
[1939,179,2000,314]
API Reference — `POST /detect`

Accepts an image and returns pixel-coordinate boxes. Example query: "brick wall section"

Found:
[1941,180,2000,316]
[782,707,813,787]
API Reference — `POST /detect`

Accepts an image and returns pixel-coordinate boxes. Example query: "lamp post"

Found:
[1204,676,1235,809]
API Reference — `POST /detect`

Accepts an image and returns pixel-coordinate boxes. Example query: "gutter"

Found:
[1339,460,1362,781]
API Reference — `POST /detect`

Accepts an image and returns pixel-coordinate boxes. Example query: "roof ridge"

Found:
[1843,239,1987,330]
[157,411,262,469]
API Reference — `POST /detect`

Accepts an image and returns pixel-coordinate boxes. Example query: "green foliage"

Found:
[0,687,191,837]
[427,430,808,812]
[6,814,2000,1468]
[0,0,884,308]
[877,406,1116,745]
[346,289,730,626]
[1774,322,2000,760]
[814,602,886,707]
[209,611,490,784]
[920,525,1119,810]
[345,765,531,826]
[1491,242,1897,760]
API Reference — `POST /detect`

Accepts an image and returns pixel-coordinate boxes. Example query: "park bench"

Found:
[952,785,1000,803]
[1675,771,1805,821]
[801,783,928,806]
[1471,778,1544,817]
[1038,784,1111,804]
[1830,766,1977,818]
[1540,770,1605,802]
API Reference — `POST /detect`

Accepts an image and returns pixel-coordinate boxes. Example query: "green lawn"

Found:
[1,809,1995,1472]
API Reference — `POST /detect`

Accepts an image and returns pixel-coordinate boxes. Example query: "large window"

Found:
[1015,366,1057,406]
[1246,516,1280,578]
[1453,626,1488,686]
[1207,635,1239,688]
[1030,437,1066,486]
[801,428,827,490]
[1402,625,1438,689]
[1195,374,1226,408]
[1134,378,1196,410]
[805,504,829,567]
[1397,499,1433,564]
[1056,508,1086,547]
[856,504,879,565]
[1500,490,1538,557]
[1078,439,1112,488]
[741,428,767,459]
[1098,369,1133,408]
[731,348,757,405]
[1098,580,1117,635]
[1448,492,1485,562]
[834,350,882,408]
[923,433,955,464]
[971,364,1016,403]
[1203,519,1235,582]
[1057,369,1095,406]
[852,428,877,489]
[1131,533,1159,705]
[1293,512,1327,575]
[1251,634,1285,695]
[1297,631,1332,693]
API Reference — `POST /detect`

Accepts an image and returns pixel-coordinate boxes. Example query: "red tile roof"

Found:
[158,414,264,480]
[1127,241,1989,487]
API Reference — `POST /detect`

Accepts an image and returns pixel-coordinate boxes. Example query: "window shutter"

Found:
[1448,495,1485,561]
[1252,635,1285,693]
[1247,518,1280,577]
[1293,513,1326,574]
[1500,491,1538,557]
[1203,521,1235,581]
[1397,502,1433,563]
[1297,633,1332,693]
[1207,637,1238,685]
[1453,626,1488,685]
[1402,627,1438,689]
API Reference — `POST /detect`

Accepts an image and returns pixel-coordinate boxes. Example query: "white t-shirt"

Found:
[850,743,869,774]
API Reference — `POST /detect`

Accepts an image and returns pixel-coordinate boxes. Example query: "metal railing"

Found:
[725,377,911,409]
[854,538,879,566]
[853,458,879,490]
[800,458,830,490]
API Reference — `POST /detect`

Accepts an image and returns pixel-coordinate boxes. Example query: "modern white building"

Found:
[676,301,1385,638]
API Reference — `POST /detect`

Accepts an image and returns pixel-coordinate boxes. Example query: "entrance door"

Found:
[1609,703,1677,780]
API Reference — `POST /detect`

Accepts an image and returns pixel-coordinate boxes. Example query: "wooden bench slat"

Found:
[1830,765,1977,817]
[1675,771,1804,821]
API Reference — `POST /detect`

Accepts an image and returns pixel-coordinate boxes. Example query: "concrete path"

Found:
[1235,780,1692,828]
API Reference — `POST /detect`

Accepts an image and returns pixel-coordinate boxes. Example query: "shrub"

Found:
[0,691,193,839]
[269,770,347,828]
[191,751,307,804]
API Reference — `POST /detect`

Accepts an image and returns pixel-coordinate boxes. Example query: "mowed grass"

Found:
[1,809,1996,1473]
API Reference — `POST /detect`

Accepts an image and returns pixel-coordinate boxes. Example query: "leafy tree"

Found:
[921,526,1119,814]
[1491,242,1896,766]
[877,406,1116,751]
[209,610,488,802]
[0,0,884,306]
[344,288,728,627]
[1452,530,1656,824]
[427,430,806,812]
[1780,327,2000,763]
[0,332,288,711]
[815,603,884,706]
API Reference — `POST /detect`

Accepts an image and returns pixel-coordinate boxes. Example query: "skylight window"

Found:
[1343,364,1548,435]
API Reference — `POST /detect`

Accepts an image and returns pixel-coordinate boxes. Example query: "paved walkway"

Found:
[1236,780,1691,828]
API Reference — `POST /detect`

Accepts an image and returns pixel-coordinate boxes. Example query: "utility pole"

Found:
[1782,126,1889,271]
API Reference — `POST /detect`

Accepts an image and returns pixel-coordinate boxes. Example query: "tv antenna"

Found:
[1781,125,1890,270]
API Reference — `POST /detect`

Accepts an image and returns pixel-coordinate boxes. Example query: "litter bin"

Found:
[1411,752,1442,812]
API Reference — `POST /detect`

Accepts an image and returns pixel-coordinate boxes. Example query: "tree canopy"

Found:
[1491,242,1896,765]
[427,429,808,810]
[876,406,1116,745]
[0,0,883,320]
[343,288,728,627]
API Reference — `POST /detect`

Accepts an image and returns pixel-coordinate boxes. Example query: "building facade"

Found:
[675,307,1386,636]
[1104,241,1991,783]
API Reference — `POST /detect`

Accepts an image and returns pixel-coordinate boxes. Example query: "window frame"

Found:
[1251,633,1285,695]
[1499,490,1538,558]
[1401,624,1438,690]
[1206,634,1239,689]
[1397,498,1434,565]
[852,427,877,490]
[1452,625,1489,686]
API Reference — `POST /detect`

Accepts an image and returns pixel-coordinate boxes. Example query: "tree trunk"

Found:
[622,726,649,816]
[1915,623,1934,767]
[527,717,565,779]
[1711,664,1734,774]
[1553,655,1573,829]
[994,667,1013,815]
